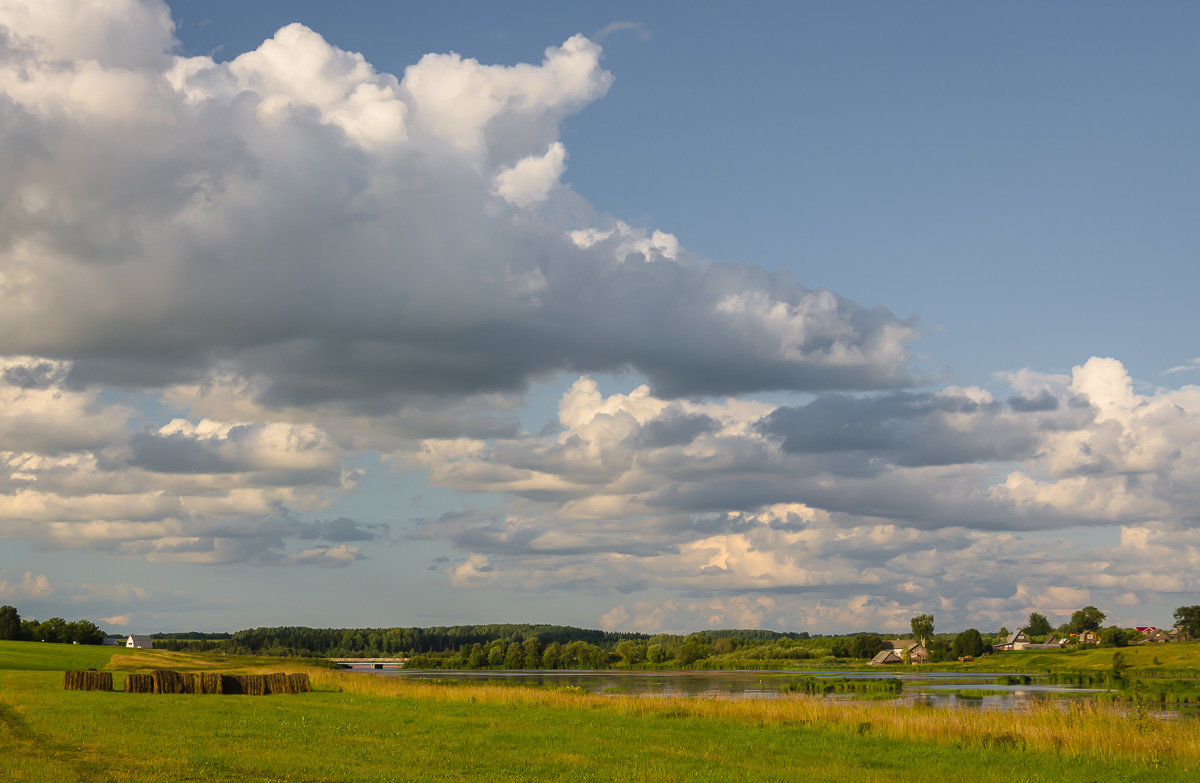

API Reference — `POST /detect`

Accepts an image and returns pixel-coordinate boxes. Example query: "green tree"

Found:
[467,643,487,669]
[541,642,562,669]
[712,637,737,655]
[1110,650,1128,681]
[1068,606,1106,633]
[34,617,67,643]
[1026,612,1052,637]
[0,605,19,641]
[1100,626,1131,648]
[502,642,523,669]
[615,640,645,666]
[522,637,543,669]
[646,643,669,664]
[64,620,104,645]
[952,628,985,658]
[849,634,884,660]
[674,638,710,666]
[1172,605,1200,638]
[910,615,935,646]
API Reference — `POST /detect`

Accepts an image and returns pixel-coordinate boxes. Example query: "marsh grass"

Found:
[779,677,902,696]
[313,667,1200,766]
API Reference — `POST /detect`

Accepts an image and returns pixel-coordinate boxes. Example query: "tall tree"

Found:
[1026,612,1052,637]
[952,628,985,658]
[849,633,884,659]
[910,614,935,646]
[0,605,19,641]
[1173,606,1200,638]
[1068,606,1106,633]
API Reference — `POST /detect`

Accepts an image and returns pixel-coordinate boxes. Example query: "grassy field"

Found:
[1,640,1197,781]
[944,641,1200,675]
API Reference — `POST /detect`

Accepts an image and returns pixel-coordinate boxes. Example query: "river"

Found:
[339,665,1195,714]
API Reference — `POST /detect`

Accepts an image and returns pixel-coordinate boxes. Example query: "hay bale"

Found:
[264,672,287,694]
[182,673,200,694]
[244,674,267,696]
[125,673,154,693]
[220,674,245,695]
[65,671,114,691]
[197,672,222,695]
[286,673,310,694]
[85,671,113,692]
[151,669,186,695]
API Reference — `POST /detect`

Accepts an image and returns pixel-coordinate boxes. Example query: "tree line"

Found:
[8,600,1200,665]
[0,605,104,645]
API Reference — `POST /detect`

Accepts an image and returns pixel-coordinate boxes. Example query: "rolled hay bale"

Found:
[181,673,199,694]
[197,672,223,695]
[264,672,287,694]
[220,674,245,695]
[244,674,267,696]
[286,673,310,694]
[151,669,186,695]
[64,671,114,691]
[125,673,154,693]
[84,671,113,692]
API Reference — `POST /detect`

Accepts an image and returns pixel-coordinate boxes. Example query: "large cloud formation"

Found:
[0,0,914,404]
[2,1,1195,633]
[411,358,1200,632]
[0,0,914,570]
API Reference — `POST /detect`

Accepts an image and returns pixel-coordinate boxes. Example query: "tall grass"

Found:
[314,668,1200,765]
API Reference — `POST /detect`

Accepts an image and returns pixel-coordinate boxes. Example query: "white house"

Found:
[126,634,154,649]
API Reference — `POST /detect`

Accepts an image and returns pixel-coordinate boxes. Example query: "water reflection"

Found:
[345,666,1140,713]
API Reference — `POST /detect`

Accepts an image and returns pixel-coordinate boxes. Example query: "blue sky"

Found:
[1,0,1198,636]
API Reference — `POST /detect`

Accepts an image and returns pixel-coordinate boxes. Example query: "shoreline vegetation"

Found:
[2,640,1199,780]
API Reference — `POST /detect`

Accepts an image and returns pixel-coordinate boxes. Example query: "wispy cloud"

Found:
[593,21,651,43]
[1164,358,1200,375]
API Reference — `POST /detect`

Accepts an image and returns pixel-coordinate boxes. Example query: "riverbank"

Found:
[1,641,1196,781]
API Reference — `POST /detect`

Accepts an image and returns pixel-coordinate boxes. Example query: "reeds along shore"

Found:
[312,669,1200,765]
[71,670,310,695]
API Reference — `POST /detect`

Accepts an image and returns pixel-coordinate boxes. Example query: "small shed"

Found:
[126,634,154,649]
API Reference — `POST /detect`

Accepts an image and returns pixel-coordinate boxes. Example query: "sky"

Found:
[1,0,1199,637]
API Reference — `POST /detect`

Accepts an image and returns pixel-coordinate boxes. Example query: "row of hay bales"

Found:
[63,671,113,691]
[69,670,309,695]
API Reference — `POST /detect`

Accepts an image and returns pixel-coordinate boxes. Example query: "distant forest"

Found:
[146,623,856,669]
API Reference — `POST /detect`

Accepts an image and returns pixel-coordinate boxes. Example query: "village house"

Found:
[126,634,154,649]
[1075,630,1100,645]
[1169,626,1195,642]
[1024,635,1066,650]
[869,640,929,665]
[1144,628,1171,643]
[995,629,1031,651]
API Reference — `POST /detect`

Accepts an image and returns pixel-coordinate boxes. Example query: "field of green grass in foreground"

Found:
[1,640,1196,781]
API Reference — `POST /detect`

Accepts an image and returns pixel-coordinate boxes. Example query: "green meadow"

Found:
[2,640,1198,782]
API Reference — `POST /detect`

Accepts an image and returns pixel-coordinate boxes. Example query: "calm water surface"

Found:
[343,666,1161,713]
